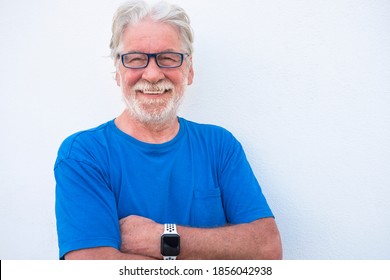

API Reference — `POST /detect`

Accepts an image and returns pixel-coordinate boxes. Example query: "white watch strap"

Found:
[163,224,178,260]
[164,256,177,260]
[164,223,178,234]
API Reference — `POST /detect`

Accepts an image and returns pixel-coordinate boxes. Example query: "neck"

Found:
[115,110,180,144]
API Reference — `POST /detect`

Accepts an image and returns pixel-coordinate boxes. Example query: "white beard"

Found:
[122,79,186,125]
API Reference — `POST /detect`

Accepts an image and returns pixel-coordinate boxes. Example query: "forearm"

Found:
[119,215,282,260]
[177,218,282,260]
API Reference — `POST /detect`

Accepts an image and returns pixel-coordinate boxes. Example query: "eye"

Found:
[157,53,182,67]
[123,54,148,66]
[159,54,179,62]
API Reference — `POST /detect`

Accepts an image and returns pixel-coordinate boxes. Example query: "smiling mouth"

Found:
[137,89,172,95]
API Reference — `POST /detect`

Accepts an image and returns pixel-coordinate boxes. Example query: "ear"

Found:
[115,71,121,87]
[186,57,194,86]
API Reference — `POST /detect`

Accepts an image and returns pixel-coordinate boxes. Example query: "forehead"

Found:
[121,19,182,52]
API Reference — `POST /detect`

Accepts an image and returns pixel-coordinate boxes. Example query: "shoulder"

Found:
[56,120,113,163]
[180,118,235,140]
[179,118,243,155]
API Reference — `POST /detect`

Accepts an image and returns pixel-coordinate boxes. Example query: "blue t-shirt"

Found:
[54,118,273,258]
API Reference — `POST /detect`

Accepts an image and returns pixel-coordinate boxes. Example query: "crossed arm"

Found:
[65,215,282,260]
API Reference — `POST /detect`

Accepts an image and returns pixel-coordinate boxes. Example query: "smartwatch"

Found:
[161,224,180,260]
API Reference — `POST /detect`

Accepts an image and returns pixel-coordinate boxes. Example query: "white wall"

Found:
[0,0,389,259]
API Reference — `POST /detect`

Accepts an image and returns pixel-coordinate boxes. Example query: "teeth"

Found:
[140,89,171,95]
[143,90,164,94]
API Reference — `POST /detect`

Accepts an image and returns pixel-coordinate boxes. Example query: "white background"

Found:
[0,0,389,259]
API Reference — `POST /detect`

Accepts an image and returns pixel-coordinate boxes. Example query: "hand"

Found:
[119,215,163,259]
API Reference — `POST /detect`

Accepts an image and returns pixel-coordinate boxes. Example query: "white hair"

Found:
[109,0,194,63]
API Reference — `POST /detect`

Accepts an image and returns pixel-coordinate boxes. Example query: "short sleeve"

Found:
[218,134,274,224]
[55,158,120,259]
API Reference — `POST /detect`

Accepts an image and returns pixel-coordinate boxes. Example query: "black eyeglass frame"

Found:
[120,51,188,69]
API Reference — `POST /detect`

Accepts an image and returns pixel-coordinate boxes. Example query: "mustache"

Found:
[133,80,174,93]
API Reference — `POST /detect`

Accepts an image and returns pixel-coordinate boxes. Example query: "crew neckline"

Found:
[109,117,186,151]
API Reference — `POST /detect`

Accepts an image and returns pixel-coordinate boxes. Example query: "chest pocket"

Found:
[192,188,227,227]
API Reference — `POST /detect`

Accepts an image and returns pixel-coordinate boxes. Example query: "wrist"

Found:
[134,222,163,259]
[119,216,164,259]
[153,223,165,259]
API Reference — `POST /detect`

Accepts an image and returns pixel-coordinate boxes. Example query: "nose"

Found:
[141,57,165,83]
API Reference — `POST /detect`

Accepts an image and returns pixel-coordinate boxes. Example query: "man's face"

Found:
[116,19,194,124]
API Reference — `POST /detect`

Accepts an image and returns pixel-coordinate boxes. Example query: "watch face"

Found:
[161,234,180,256]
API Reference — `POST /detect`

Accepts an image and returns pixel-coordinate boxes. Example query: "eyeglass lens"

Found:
[122,52,183,68]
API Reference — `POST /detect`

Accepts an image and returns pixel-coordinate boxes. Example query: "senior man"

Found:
[54,0,282,260]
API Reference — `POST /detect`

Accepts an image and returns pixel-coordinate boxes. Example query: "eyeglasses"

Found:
[120,52,188,69]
